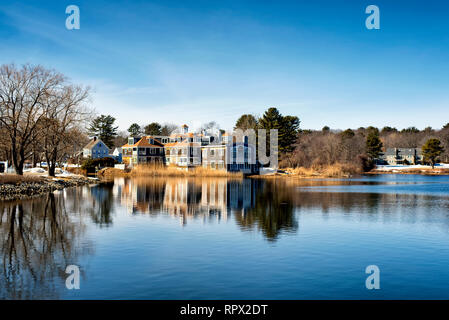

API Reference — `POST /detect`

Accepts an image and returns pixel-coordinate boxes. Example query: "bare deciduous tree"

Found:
[0,64,92,175]
[41,84,91,176]
[0,64,64,174]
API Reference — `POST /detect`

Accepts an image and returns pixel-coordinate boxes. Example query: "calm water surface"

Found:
[1,174,449,299]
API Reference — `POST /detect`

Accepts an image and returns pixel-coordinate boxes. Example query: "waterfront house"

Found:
[164,124,203,168]
[120,124,260,174]
[384,148,422,165]
[83,137,110,159]
[202,135,259,174]
[165,141,202,168]
[122,136,165,166]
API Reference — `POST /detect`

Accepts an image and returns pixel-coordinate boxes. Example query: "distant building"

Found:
[383,148,422,165]
[83,137,110,159]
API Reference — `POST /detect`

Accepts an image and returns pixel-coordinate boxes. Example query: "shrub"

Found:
[81,157,117,173]
[357,154,374,172]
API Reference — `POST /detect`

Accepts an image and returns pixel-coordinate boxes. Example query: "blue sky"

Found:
[1,0,448,131]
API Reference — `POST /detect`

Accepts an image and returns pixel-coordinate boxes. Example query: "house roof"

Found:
[385,148,422,156]
[122,137,164,148]
[165,141,200,147]
[164,142,179,147]
[135,138,163,148]
[169,132,195,138]
[84,138,107,150]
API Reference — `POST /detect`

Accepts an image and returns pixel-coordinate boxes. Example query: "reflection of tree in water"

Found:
[88,182,114,227]
[0,192,91,299]
[233,180,298,241]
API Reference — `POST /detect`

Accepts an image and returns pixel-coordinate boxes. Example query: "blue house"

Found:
[83,137,110,159]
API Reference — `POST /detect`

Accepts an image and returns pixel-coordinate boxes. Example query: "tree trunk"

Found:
[32,148,38,168]
[47,149,57,177]
[11,143,23,175]
[48,164,56,177]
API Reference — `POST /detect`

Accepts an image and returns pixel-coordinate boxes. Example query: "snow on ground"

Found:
[23,167,82,178]
[260,167,277,175]
[375,164,449,171]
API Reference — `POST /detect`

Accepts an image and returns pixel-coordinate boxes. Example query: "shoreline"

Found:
[3,164,447,202]
[0,175,93,201]
[367,170,449,176]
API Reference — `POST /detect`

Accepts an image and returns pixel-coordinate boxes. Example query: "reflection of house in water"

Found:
[119,178,166,214]
[89,182,114,227]
[163,179,257,225]
[164,179,226,225]
[117,178,258,226]
[227,180,256,212]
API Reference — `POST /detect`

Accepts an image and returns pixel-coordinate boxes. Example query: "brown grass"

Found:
[66,167,87,176]
[132,164,243,178]
[97,164,243,179]
[0,174,44,184]
[283,163,362,178]
[97,167,132,179]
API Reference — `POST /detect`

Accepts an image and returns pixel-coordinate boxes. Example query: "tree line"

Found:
[87,116,179,149]
[282,123,448,170]
[234,109,448,170]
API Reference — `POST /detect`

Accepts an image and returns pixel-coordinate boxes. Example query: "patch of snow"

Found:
[25,167,46,173]
[260,167,277,175]
[375,164,449,171]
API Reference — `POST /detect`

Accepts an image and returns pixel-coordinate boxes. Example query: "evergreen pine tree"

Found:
[422,138,444,169]
[88,115,118,148]
[366,130,383,160]
[128,123,142,136]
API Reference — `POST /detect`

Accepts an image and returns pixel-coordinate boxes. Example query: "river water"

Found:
[1,174,449,299]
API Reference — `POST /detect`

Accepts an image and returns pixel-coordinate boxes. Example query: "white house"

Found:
[112,147,122,163]
[83,137,110,159]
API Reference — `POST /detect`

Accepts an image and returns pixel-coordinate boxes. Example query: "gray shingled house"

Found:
[383,148,422,165]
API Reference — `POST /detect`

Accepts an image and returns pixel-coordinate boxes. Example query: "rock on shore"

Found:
[0,177,91,201]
